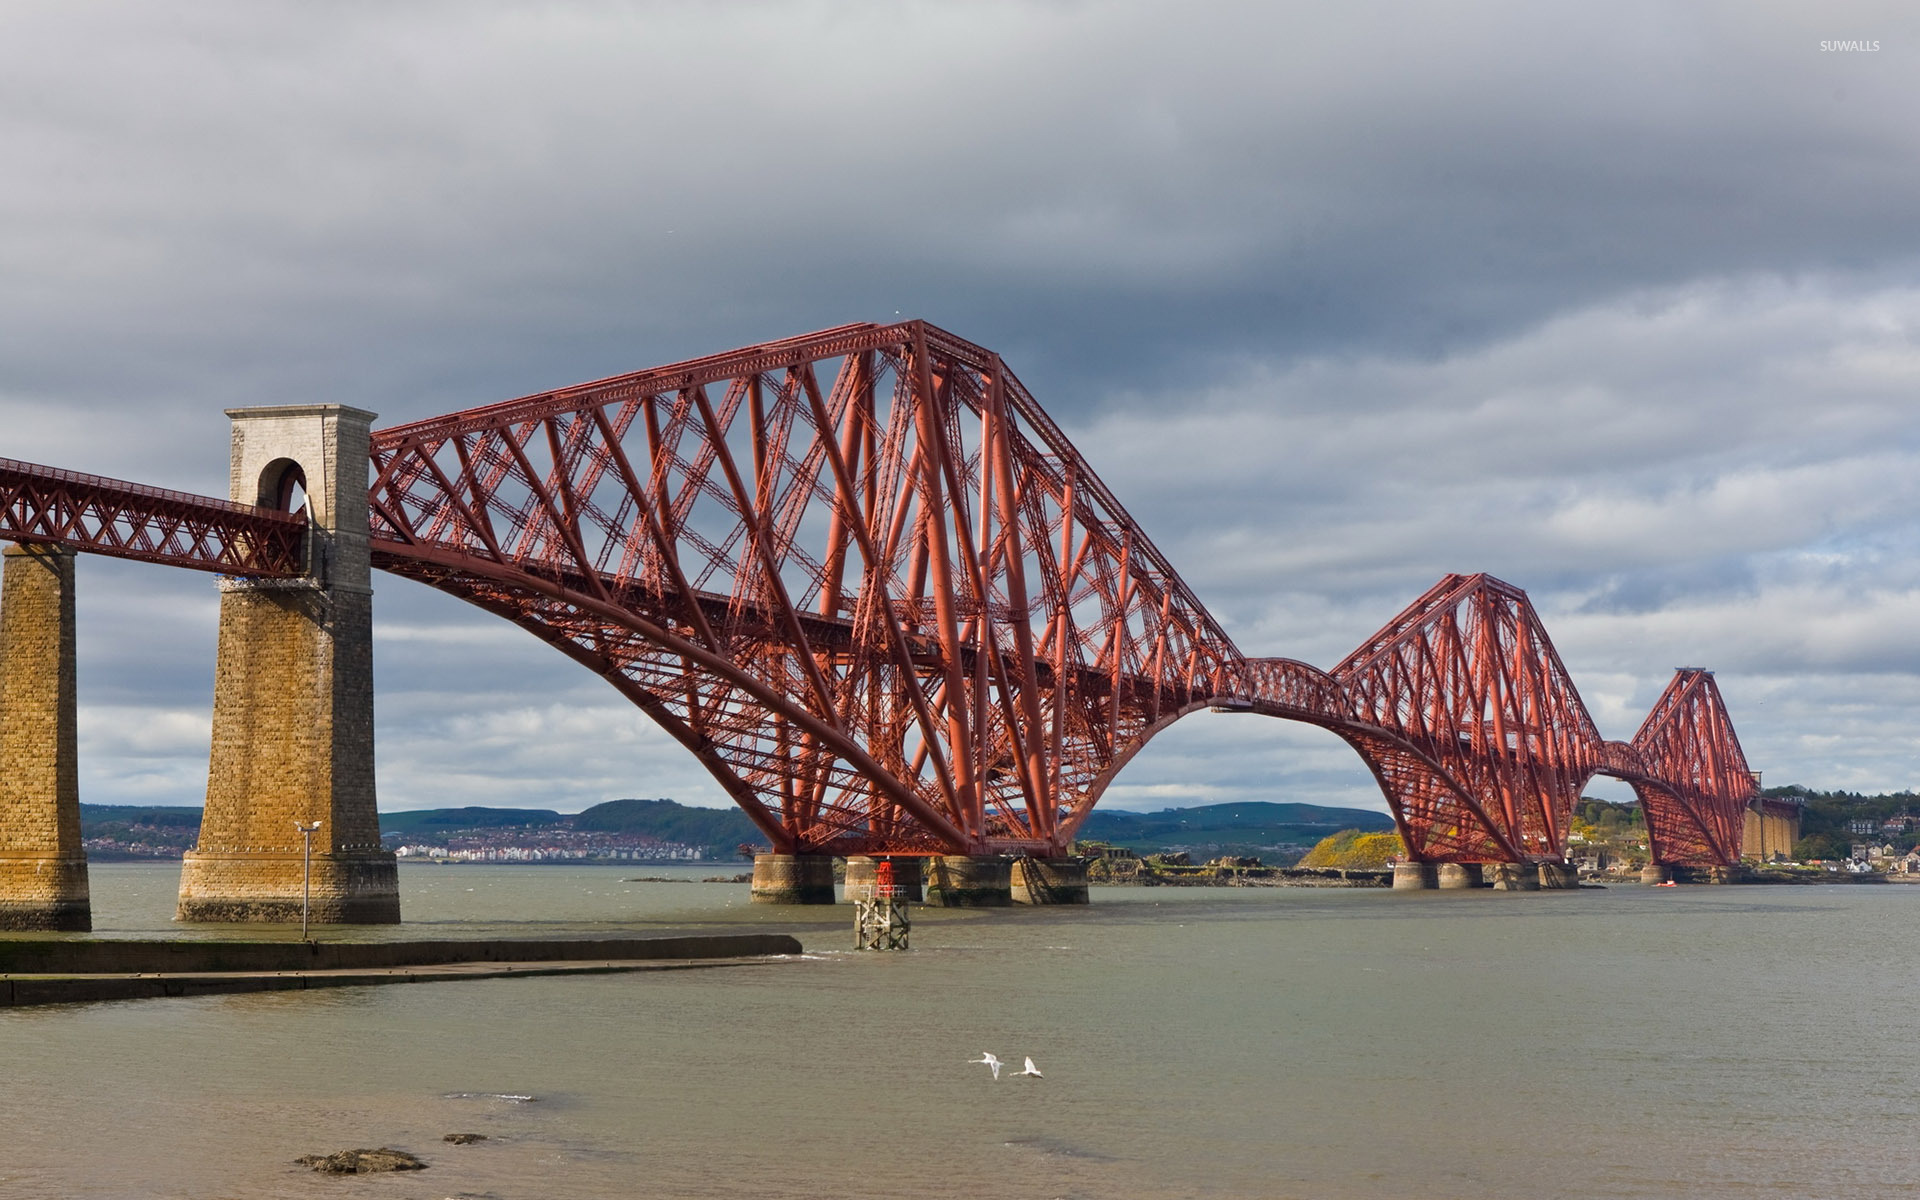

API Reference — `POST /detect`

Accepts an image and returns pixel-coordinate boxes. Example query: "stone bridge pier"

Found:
[175,405,398,923]
[0,544,90,930]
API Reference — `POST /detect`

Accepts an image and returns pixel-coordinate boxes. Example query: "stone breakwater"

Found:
[0,933,802,1007]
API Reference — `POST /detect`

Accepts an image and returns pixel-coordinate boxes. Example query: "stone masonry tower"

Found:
[176,406,399,923]
[0,544,91,930]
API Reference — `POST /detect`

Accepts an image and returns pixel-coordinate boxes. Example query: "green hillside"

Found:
[571,798,759,847]
[377,807,563,833]
[375,798,759,857]
[77,804,202,857]
[78,796,1391,863]
[1078,801,1394,857]
[79,804,202,831]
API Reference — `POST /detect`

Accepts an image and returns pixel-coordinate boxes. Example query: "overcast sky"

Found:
[4,1,1917,815]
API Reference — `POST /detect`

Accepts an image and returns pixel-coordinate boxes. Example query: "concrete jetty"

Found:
[0,933,801,1008]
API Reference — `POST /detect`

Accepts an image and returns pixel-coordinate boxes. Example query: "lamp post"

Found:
[293,820,322,939]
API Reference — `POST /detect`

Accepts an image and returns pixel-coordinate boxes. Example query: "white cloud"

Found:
[373,698,727,812]
[1069,276,1920,798]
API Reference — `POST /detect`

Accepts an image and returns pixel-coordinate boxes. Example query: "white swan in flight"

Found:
[1016,1057,1043,1078]
[971,1052,1003,1079]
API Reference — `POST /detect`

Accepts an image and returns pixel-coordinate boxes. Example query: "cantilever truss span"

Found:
[1308,574,1755,866]
[0,321,1763,866]
[365,322,1241,856]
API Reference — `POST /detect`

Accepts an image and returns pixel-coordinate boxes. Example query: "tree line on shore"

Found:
[1765,786,1920,862]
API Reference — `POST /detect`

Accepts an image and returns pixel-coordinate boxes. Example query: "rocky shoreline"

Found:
[1089,858,1908,890]
[1087,857,1390,888]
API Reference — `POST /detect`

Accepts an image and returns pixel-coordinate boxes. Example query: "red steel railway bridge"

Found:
[0,320,1768,927]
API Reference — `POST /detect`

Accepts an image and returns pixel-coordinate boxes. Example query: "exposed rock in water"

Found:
[443,1132,489,1144]
[296,1147,428,1173]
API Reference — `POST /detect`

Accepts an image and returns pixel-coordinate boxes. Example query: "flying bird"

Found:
[971,1052,1003,1079]
[1016,1057,1043,1078]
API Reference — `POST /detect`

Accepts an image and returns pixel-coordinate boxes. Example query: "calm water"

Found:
[4,864,1918,1199]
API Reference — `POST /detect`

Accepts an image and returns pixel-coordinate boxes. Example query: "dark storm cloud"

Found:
[4,1,1918,808]
[6,1,1919,428]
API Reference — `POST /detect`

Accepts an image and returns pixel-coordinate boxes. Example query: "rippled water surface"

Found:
[5,864,1919,1198]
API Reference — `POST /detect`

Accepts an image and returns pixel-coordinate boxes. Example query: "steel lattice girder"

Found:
[1315,574,1755,867]
[0,323,1763,866]
[1623,670,1756,865]
[362,326,1762,864]
[1324,574,1604,864]
[366,321,1244,856]
[0,457,306,576]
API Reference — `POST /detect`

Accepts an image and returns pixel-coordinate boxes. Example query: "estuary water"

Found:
[4,865,1919,1199]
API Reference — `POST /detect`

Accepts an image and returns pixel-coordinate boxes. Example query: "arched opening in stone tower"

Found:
[256,458,309,517]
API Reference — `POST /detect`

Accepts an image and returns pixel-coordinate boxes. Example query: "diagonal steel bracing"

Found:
[364,321,1241,856]
[0,457,305,576]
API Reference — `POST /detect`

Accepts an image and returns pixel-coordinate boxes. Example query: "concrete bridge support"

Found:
[750,854,836,903]
[1435,863,1483,889]
[176,406,398,924]
[842,855,925,903]
[1486,862,1540,891]
[1011,857,1090,904]
[927,855,1013,906]
[0,545,90,930]
[1391,862,1437,890]
[1537,861,1579,889]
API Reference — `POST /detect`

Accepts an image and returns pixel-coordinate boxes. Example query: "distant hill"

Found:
[79,804,202,830]
[571,798,759,846]
[377,807,563,834]
[77,804,202,859]
[77,797,1390,863]
[1078,801,1394,858]
[377,797,759,859]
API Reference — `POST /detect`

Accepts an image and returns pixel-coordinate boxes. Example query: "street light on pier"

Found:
[293,820,322,940]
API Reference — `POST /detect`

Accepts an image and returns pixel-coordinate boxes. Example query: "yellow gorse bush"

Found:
[1297,829,1405,870]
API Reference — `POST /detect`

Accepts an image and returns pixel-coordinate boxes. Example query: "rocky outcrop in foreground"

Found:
[296,1148,427,1173]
